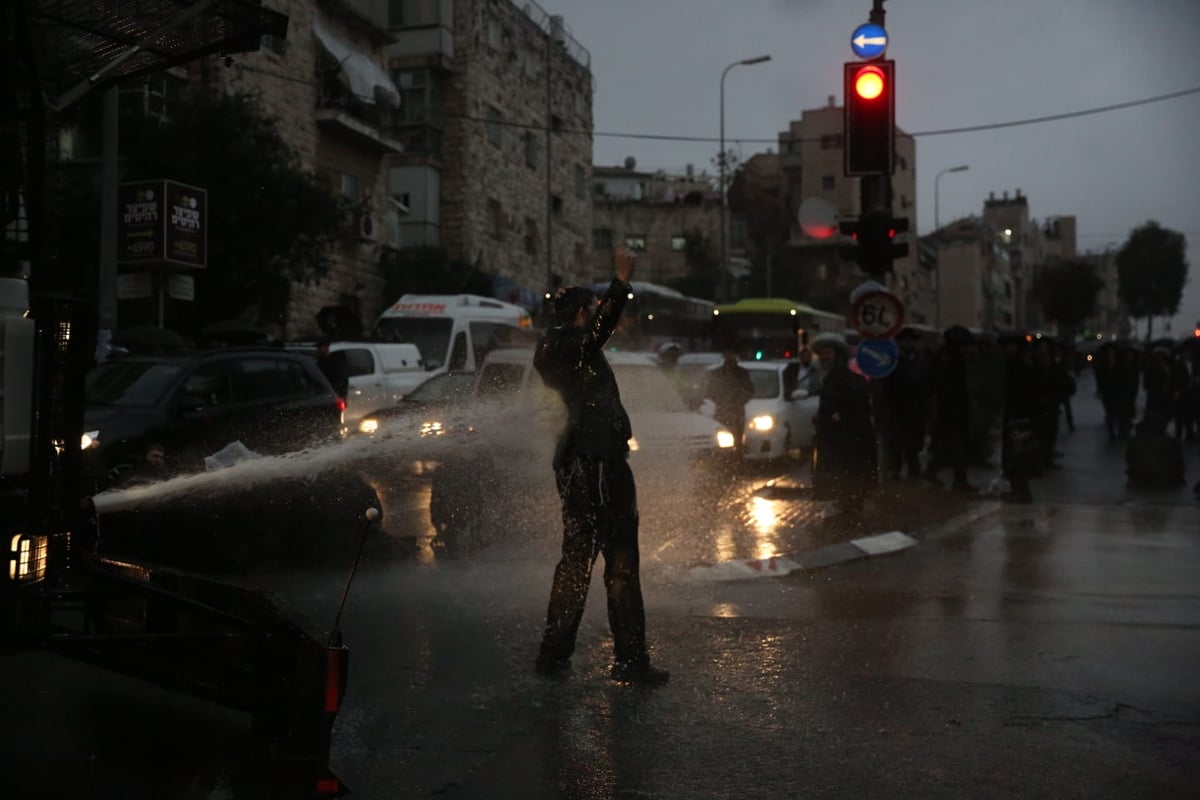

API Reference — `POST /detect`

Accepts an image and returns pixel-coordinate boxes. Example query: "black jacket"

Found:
[534,279,633,469]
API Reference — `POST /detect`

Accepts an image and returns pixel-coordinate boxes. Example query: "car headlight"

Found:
[358,418,379,435]
[716,430,736,449]
[81,430,100,450]
[749,415,775,432]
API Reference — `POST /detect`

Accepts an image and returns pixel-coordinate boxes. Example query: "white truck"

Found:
[327,341,425,426]
[372,294,539,375]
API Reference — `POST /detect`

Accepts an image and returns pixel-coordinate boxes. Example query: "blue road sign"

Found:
[855,337,899,379]
[850,23,888,60]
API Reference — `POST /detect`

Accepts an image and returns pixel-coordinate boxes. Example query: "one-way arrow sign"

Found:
[855,337,899,379]
[850,22,888,60]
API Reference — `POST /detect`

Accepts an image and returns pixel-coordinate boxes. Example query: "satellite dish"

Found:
[797,196,838,239]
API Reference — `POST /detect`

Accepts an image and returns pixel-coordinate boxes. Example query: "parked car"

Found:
[83,347,344,487]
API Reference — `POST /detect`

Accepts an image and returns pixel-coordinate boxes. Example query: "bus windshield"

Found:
[373,317,453,369]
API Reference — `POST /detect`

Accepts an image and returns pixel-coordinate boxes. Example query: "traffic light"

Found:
[844,60,895,176]
[838,210,909,274]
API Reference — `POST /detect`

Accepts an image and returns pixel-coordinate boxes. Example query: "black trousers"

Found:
[539,455,648,668]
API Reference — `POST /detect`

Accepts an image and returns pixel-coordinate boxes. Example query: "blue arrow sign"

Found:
[855,337,899,379]
[850,23,888,60]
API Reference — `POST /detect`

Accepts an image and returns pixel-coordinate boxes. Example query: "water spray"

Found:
[329,506,379,647]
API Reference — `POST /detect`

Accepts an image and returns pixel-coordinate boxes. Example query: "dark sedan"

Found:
[84,348,344,486]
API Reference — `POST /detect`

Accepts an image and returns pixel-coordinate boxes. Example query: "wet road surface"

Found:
[4,369,1199,798]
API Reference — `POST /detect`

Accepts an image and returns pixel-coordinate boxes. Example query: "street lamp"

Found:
[719,54,771,300]
[933,164,969,233]
[933,164,969,327]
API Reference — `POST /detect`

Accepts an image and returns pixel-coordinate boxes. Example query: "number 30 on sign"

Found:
[850,290,905,339]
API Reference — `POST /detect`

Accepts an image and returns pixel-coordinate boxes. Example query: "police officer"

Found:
[532,247,668,686]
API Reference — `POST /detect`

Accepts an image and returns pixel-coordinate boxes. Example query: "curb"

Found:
[687,530,918,582]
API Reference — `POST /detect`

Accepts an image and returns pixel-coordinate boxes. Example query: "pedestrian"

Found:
[532,246,668,686]
[810,332,877,524]
[1114,345,1141,439]
[880,326,929,482]
[999,334,1039,503]
[1093,343,1121,440]
[656,341,696,408]
[1032,339,1065,469]
[924,325,977,492]
[315,338,349,400]
[705,350,754,450]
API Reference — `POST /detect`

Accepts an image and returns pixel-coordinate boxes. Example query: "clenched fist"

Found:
[614,246,637,283]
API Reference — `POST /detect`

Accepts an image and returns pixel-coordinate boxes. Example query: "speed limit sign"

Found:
[850,290,905,339]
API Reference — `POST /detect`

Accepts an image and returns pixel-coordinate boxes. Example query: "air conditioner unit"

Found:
[356,211,376,242]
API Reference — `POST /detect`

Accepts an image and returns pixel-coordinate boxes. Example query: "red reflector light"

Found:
[335,396,346,414]
[325,648,345,712]
[317,777,342,794]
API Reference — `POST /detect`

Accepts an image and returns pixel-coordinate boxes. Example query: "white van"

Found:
[372,294,539,375]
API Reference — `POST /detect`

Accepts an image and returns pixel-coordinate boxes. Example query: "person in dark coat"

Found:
[924,325,977,492]
[1093,343,1121,440]
[810,332,877,522]
[880,326,929,481]
[1114,345,1141,439]
[314,338,349,400]
[531,247,668,686]
[999,334,1039,502]
[705,351,754,450]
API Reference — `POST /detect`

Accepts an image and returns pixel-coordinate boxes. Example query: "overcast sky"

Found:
[541,0,1200,334]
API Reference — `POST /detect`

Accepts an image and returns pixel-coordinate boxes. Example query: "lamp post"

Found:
[933,164,969,233]
[933,165,969,327]
[719,54,771,301]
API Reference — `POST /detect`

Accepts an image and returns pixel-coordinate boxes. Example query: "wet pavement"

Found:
[4,369,1200,798]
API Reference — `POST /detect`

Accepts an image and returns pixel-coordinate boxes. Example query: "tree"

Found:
[1116,221,1189,340]
[378,246,493,300]
[119,92,346,328]
[1032,258,1104,340]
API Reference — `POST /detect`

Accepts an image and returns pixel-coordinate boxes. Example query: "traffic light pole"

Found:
[860,0,890,279]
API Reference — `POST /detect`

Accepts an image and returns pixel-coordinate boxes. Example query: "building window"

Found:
[730,220,747,248]
[820,134,843,149]
[670,235,687,251]
[488,199,504,240]
[821,175,835,190]
[524,217,539,255]
[551,194,563,214]
[486,105,503,147]
[550,114,564,132]
[487,16,503,49]
[388,0,439,29]
[624,235,647,252]
[393,68,440,126]
[574,165,587,199]
[593,227,613,249]
[337,172,362,206]
[261,33,287,56]
[897,155,908,171]
[523,131,539,169]
[574,242,586,266]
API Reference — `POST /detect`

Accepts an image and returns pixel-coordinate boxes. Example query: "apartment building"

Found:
[217,0,404,337]
[930,218,1016,332]
[773,97,929,321]
[349,0,594,307]
[589,161,720,287]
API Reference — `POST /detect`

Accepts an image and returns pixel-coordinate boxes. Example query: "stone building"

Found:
[771,97,929,321]
[589,162,720,287]
[201,0,405,338]
[349,0,594,307]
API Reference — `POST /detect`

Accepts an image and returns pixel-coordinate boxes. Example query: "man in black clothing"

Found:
[532,247,668,686]
[706,351,754,451]
[881,326,928,481]
[924,325,977,492]
[999,333,1039,502]
[314,338,349,400]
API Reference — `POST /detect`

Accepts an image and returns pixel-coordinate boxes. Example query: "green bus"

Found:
[712,297,846,360]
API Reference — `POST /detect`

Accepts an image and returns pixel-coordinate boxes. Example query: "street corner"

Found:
[684,530,918,583]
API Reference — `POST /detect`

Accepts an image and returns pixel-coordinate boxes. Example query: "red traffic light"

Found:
[853,66,886,100]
